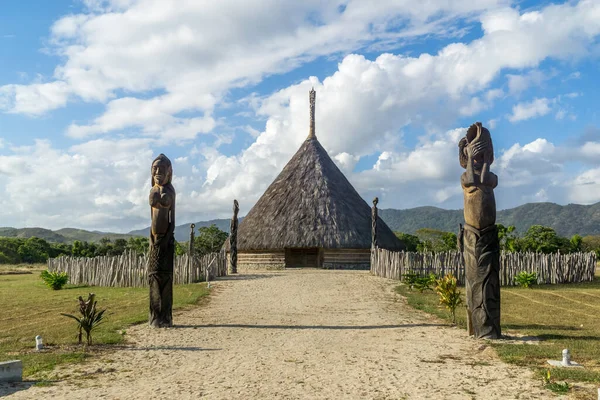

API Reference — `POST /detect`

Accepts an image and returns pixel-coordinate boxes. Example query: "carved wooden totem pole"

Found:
[372,197,379,249]
[230,200,239,274]
[458,122,501,339]
[148,153,176,328]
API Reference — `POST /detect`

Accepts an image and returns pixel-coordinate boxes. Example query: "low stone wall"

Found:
[234,251,286,271]
[323,249,370,270]
[232,249,371,270]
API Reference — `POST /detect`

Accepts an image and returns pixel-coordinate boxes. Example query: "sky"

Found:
[1,0,600,233]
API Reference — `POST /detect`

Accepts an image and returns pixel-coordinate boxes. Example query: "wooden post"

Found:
[371,197,378,250]
[188,223,195,279]
[230,199,239,274]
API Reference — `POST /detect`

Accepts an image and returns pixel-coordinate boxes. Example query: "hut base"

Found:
[231,249,371,271]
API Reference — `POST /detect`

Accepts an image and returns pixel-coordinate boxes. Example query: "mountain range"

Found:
[1,202,599,243]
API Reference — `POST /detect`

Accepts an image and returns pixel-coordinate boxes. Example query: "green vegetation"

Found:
[0,267,210,377]
[514,271,537,288]
[0,236,153,264]
[543,370,570,394]
[396,272,600,397]
[394,224,597,255]
[0,224,230,265]
[193,224,229,257]
[60,293,107,345]
[402,272,436,293]
[40,270,69,290]
[434,274,462,323]
[381,201,600,237]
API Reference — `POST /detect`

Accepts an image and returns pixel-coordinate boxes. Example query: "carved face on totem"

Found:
[459,122,494,171]
[151,154,172,187]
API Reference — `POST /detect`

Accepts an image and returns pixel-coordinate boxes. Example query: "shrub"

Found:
[40,270,69,290]
[61,293,106,345]
[403,272,437,293]
[514,271,537,288]
[435,274,463,323]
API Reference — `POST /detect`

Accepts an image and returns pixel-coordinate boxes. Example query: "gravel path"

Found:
[2,269,549,399]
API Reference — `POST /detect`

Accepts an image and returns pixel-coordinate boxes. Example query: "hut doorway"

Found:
[285,248,322,268]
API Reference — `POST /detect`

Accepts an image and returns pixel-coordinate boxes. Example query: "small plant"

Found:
[61,293,106,345]
[514,271,537,288]
[402,272,419,287]
[40,270,69,290]
[435,274,463,323]
[542,370,570,394]
[402,272,437,293]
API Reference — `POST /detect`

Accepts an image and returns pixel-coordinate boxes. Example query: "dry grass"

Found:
[0,266,209,377]
[396,269,600,399]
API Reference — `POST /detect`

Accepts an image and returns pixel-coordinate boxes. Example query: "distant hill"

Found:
[128,219,242,243]
[0,227,138,244]
[0,227,71,243]
[379,202,600,237]
[2,202,600,243]
[55,228,137,243]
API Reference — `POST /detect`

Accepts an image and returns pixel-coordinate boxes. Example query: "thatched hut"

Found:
[227,89,404,270]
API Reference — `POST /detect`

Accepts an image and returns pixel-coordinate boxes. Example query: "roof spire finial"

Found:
[307,87,316,140]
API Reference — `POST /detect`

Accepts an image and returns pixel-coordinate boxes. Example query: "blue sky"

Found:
[1,0,600,232]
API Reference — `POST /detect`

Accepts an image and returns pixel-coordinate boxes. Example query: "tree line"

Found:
[395,224,600,256]
[0,224,229,264]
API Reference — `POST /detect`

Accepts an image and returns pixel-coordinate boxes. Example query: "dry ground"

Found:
[2,269,552,399]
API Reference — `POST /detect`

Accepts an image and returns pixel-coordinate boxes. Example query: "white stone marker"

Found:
[547,349,583,368]
[35,335,43,351]
[0,360,22,382]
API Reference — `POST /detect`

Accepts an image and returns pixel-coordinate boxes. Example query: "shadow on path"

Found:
[215,274,281,281]
[172,323,446,330]
[0,382,37,397]
[503,324,582,331]
[123,346,222,352]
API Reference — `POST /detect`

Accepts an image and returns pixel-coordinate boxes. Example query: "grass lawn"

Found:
[0,264,210,378]
[396,270,600,398]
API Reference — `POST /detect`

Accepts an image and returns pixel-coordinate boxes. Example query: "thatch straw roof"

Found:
[234,135,405,251]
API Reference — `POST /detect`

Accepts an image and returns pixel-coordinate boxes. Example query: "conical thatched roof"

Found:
[235,135,404,251]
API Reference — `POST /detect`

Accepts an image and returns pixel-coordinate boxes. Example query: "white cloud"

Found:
[0,82,71,116]
[506,69,549,95]
[508,98,552,122]
[1,0,512,119]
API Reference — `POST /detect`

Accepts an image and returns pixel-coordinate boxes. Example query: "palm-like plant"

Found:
[435,274,463,324]
[61,293,106,345]
[40,270,69,290]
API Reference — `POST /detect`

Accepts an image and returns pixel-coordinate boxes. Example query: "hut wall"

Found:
[322,249,370,270]
[235,250,286,270]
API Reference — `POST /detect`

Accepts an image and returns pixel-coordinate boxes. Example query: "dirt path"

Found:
[2,269,549,399]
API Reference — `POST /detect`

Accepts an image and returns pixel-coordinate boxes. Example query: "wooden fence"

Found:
[47,251,227,287]
[370,248,596,286]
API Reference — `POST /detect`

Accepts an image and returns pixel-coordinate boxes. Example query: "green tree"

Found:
[49,243,72,258]
[0,238,23,264]
[126,237,149,255]
[17,237,52,263]
[394,232,421,252]
[497,224,518,252]
[581,235,600,258]
[108,239,128,256]
[415,228,457,252]
[518,225,571,254]
[175,240,186,256]
[193,225,229,256]
[71,240,97,258]
[570,234,583,252]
